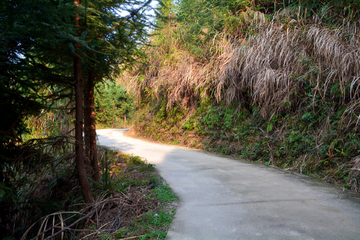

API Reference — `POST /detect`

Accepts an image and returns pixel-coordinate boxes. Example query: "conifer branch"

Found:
[93,0,152,40]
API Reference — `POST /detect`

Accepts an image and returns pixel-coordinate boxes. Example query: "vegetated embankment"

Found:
[122,11,360,192]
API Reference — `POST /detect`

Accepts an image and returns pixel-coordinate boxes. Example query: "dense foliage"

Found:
[122,0,360,192]
[95,81,135,127]
[0,0,74,144]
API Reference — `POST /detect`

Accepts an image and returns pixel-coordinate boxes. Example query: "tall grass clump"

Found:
[133,16,360,119]
[217,20,360,118]
[131,9,266,109]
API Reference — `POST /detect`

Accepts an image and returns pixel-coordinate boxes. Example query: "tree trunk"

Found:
[74,56,94,204]
[84,72,92,174]
[84,67,100,183]
[74,0,93,203]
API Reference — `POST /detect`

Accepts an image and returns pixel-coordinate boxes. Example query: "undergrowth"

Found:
[6,148,177,240]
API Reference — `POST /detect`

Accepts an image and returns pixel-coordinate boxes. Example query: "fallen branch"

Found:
[30,210,95,240]
[120,235,145,240]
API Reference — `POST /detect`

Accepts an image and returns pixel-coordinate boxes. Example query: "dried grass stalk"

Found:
[124,15,359,127]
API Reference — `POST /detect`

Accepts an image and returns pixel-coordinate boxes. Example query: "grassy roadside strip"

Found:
[20,148,178,240]
[96,148,178,240]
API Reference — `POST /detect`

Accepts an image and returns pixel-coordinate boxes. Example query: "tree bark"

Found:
[84,72,92,173]
[84,67,100,183]
[74,0,93,204]
[74,56,94,204]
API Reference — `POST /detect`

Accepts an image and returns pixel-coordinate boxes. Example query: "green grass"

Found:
[113,209,176,239]
[97,149,178,239]
[108,181,178,240]
[152,184,179,203]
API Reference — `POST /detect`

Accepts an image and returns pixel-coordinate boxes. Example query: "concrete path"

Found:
[97,129,360,240]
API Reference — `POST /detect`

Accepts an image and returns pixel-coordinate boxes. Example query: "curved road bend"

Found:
[97,129,360,240]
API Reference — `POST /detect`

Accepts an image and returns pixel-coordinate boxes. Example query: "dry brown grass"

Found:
[126,17,360,120]
[22,192,157,240]
[349,156,360,192]
[216,21,360,117]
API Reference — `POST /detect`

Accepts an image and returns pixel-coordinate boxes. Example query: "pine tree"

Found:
[0,0,79,235]
[0,0,153,208]
[79,0,152,186]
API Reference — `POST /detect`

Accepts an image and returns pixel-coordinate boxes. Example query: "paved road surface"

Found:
[97,129,360,240]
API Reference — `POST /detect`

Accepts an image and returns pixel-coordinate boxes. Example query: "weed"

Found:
[127,155,144,165]
[153,184,179,203]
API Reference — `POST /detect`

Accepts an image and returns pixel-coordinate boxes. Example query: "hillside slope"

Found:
[120,0,360,192]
